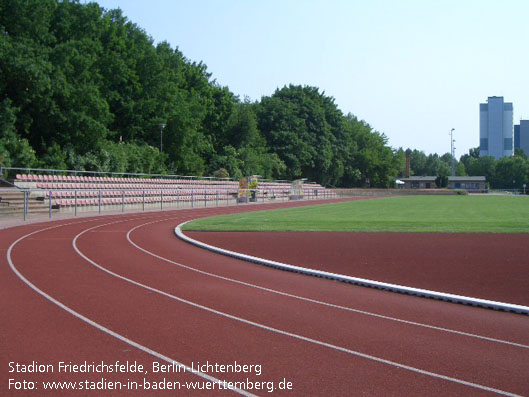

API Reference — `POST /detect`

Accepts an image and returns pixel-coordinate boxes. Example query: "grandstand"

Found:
[0,167,333,219]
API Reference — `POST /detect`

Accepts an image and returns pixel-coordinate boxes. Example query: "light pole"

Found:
[450,128,455,176]
[159,123,166,170]
[159,123,166,155]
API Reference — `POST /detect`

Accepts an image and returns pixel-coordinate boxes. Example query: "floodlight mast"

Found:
[159,123,166,154]
[450,128,455,176]
[159,123,166,169]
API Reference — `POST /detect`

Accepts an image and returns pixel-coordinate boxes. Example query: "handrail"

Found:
[2,166,303,185]
[0,177,21,189]
[2,166,234,181]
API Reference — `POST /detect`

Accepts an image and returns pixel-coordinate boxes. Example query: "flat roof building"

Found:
[398,176,437,189]
[479,96,513,159]
[447,176,487,191]
[398,176,487,191]
[517,120,529,156]
[514,124,520,150]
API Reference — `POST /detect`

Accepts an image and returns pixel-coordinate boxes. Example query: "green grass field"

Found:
[183,195,529,233]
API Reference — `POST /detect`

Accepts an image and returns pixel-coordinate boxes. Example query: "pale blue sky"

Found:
[91,0,529,157]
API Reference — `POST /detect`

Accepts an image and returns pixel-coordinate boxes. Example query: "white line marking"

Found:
[72,220,522,397]
[124,218,529,350]
[6,220,254,397]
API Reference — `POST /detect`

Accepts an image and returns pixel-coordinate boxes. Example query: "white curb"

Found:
[175,222,529,315]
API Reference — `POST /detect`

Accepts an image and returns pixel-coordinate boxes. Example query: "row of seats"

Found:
[18,173,244,186]
[48,189,294,201]
[55,194,243,207]
[45,189,240,199]
[35,182,242,192]
[15,173,327,208]
[17,173,322,189]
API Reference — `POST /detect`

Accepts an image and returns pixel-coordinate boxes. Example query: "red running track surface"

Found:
[187,231,529,306]
[2,198,529,396]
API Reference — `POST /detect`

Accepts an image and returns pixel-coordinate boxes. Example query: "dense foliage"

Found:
[459,148,529,190]
[2,1,527,189]
[0,0,402,187]
[405,146,529,190]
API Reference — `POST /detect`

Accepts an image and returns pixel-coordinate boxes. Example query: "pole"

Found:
[159,123,166,169]
[450,128,455,177]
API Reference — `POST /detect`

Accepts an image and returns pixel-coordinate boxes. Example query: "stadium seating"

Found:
[13,173,328,210]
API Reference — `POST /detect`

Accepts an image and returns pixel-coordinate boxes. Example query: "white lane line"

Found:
[124,218,529,350]
[73,221,522,397]
[6,220,254,397]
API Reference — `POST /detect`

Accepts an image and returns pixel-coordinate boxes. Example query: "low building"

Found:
[447,176,487,190]
[398,176,437,189]
[397,176,487,191]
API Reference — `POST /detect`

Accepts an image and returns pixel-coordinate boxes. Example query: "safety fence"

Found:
[0,187,338,221]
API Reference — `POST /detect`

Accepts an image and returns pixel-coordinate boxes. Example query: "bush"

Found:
[212,168,230,179]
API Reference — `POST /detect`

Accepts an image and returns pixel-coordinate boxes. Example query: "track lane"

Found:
[129,217,529,348]
[186,231,529,306]
[127,218,529,350]
[72,215,528,395]
[2,215,253,396]
[5,216,470,396]
[3,200,529,396]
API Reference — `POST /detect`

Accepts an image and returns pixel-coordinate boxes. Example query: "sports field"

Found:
[183,195,529,233]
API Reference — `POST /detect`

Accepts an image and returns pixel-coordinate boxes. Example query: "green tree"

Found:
[466,156,496,184]
[493,156,528,189]
[0,99,37,171]
[409,150,428,175]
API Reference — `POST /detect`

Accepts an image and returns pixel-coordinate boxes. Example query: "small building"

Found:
[447,176,487,190]
[398,176,437,189]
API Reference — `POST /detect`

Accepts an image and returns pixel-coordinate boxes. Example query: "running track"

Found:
[1,199,528,396]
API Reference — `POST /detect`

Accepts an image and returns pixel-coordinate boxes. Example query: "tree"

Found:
[460,147,480,172]
[435,175,448,188]
[493,156,529,189]
[1,0,402,186]
[0,99,37,172]
[514,148,527,159]
[466,156,496,183]
[409,150,428,175]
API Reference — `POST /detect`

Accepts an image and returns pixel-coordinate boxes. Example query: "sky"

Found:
[91,0,529,158]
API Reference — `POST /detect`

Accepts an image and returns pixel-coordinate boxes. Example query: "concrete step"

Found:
[0,206,56,215]
[0,190,59,217]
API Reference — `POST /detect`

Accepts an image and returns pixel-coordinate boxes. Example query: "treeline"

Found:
[0,0,400,187]
[2,1,526,190]
[459,148,529,189]
[404,147,529,189]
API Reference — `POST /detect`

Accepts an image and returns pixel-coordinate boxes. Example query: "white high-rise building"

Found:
[479,96,513,158]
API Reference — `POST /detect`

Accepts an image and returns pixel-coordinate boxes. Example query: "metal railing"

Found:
[1,166,237,182]
[0,187,338,222]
